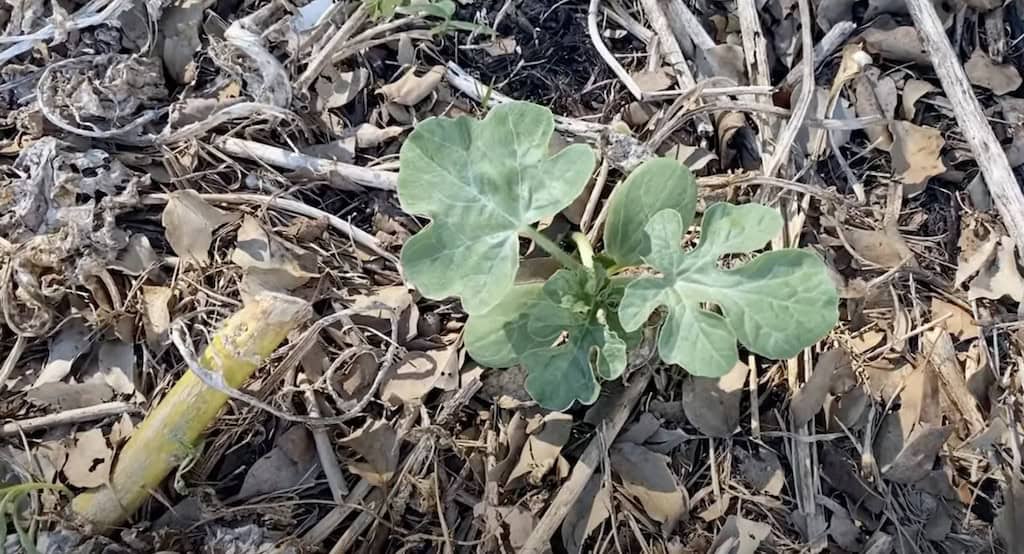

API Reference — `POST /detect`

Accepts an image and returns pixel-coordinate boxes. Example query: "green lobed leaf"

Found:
[398,101,595,314]
[464,268,629,411]
[604,158,697,266]
[619,205,839,377]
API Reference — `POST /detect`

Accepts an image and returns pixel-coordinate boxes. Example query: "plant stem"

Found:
[523,226,581,270]
[571,232,595,269]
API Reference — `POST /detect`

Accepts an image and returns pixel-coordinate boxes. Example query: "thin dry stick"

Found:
[662,0,715,52]
[906,0,1024,254]
[296,370,350,500]
[444,62,607,138]
[295,3,368,92]
[302,479,373,545]
[763,0,814,178]
[211,136,398,191]
[0,402,138,436]
[782,21,856,88]
[736,0,775,156]
[519,366,653,554]
[580,159,610,232]
[142,192,396,264]
[588,0,644,100]
[0,335,27,394]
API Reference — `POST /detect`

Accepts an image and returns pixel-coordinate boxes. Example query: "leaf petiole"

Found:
[523,226,582,270]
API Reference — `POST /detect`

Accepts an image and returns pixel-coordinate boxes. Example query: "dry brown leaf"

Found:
[507,412,572,486]
[853,69,895,150]
[488,412,529,484]
[930,298,978,340]
[967,236,1024,302]
[34,317,91,386]
[160,0,215,83]
[632,68,674,92]
[708,515,771,554]
[316,68,370,110]
[965,49,1023,95]
[236,425,317,500]
[482,36,518,57]
[843,225,916,268]
[890,121,945,189]
[901,78,937,119]
[349,286,418,343]
[664,144,717,172]
[232,215,318,299]
[791,349,850,426]
[161,189,239,266]
[26,382,113,410]
[338,419,399,487]
[347,123,406,149]
[610,442,687,533]
[996,477,1024,551]
[826,385,870,431]
[860,26,929,65]
[734,446,785,496]
[142,285,173,353]
[682,362,748,437]
[882,425,952,483]
[64,429,112,488]
[379,65,445,106]
[380,345,461,406]
[109,234,160,276]
[561,473,611,554]
[955,233,998,287]
[89,339,136,396]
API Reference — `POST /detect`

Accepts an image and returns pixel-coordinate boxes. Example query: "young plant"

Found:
[398,101,839,411]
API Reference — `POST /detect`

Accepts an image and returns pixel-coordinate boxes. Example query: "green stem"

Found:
[523,226,581,270]
[571,232,595,269]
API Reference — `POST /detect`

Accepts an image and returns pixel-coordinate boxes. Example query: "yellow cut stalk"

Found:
[71,293,310,531]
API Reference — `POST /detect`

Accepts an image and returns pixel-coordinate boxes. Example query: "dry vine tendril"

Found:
[397,101,840,411]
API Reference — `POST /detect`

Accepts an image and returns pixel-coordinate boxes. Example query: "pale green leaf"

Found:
[620,205,839,377]
[465,269,628,411]
[398,101,595,313]
[604,158,697,266]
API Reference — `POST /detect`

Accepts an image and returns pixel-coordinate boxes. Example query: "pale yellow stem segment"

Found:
[71,293,311,531]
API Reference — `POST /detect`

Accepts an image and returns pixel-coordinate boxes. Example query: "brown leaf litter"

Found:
[1,0,1023,552]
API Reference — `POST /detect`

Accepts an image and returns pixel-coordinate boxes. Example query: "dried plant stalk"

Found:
[70,293,311,530]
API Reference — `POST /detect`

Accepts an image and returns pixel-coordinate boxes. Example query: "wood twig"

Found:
[519,367,653,554]
[211,136,398,192]
[142,192,397,264]
[906,0,1024,255]
[589,0,644,100]
[763,0,814,177]
[0,402,138,437]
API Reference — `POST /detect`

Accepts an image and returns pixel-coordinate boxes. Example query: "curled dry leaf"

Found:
[380,344,462,407]
[161,190,240,266]
[860,25,929,65]
[64,429,112,488]
[89,340,137,396]
[682,362,748,438]
[930,298,978,340]
[734,446,785,496]
[995,477,1024,551]
[231,215,318,298]
[610,442,687,534]
[708,515,771,554]
[964,49,1023,95]
[561,473,611,554]
[379,65,445,106]
[34,317,92,386]
[632,68,674,92]
[109,234,160,276]
[901,79,937,119]
[142,285,173,353]
[160,0,215,83]
[338,419,400,487]
[349,286,419,343]
[507,411,572,486]
[236,425,318,500]
[966,236,1024,302]
[853,68,897,150]
[890,121,945,190]
[27,382,113,410]
[882,425,952,484]
[316,68,370,110]
[791,348,851,427]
